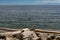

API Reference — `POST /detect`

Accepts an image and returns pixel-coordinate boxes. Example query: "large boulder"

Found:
[21,28,39,40]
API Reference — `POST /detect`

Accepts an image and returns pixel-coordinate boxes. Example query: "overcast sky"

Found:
[0,0,60,5]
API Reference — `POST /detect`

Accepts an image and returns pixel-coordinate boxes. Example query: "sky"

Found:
[0,0,60,5]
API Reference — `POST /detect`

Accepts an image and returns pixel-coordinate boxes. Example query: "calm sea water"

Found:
[0,5,60,30]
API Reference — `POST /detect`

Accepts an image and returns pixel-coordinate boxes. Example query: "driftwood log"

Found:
[0,27,18,31]
[35,29,60,34]
[0,27,60,34]
[0,27,60,40]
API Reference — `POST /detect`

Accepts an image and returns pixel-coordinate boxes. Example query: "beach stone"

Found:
[38,33,48,40]
[47,34,56,40]
[54,36,60,40]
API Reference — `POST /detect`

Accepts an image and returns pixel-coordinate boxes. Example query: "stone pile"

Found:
[0,28,60,40]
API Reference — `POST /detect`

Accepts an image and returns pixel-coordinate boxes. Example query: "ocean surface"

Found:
[0,5,60,30]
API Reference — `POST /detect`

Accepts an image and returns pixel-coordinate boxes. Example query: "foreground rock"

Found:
[0,28,60,40]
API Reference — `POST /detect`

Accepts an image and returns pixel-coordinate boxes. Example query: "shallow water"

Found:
[0,5,60,30]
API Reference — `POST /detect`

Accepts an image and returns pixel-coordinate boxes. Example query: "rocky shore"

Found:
[0,27,60,40]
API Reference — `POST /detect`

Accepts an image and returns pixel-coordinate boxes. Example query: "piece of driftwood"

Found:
[35,29,60,34]
[0,27,60,34]
[0,27,19,31]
